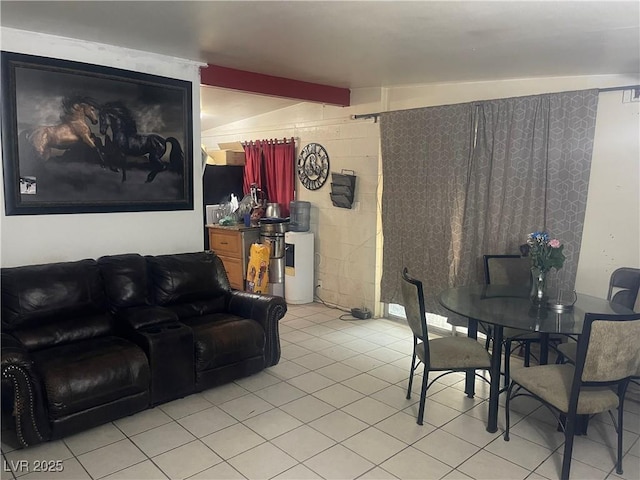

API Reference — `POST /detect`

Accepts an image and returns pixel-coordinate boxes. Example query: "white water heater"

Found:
[284,231,314,304]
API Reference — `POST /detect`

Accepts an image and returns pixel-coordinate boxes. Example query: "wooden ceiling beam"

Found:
[200,64,350,107]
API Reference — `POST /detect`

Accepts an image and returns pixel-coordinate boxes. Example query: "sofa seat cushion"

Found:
[31,337,149,419]
[181,314,265,371]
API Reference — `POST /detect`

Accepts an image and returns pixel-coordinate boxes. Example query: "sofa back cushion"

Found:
[98,254,149,308]
[147,252,228,306]
[1,259,112,350]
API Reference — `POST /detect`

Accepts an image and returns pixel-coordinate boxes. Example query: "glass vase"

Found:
[530,268,548,306]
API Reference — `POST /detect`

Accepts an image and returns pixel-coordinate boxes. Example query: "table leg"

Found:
[465,318,478,398]
[539,332,550,364]
[487,324,503,433]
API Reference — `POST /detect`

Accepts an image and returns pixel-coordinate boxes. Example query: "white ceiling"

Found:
[2,1,639,129]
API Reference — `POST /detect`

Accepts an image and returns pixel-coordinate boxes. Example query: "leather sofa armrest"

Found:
[114,306,180,331]
[1,333,50,447]
[226,292,287,367]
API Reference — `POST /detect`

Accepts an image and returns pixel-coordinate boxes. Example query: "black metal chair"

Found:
[400,268,492,425]
[483,255,563,389]
[504,312,640,480]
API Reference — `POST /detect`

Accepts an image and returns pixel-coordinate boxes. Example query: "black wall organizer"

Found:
[330,170,357,209]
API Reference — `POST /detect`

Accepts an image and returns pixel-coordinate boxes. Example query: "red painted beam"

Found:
[200,64,350,107]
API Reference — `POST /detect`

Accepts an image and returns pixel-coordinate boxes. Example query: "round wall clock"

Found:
[297,143,330,191]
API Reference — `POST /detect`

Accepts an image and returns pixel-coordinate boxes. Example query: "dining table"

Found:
[439,284,633,433]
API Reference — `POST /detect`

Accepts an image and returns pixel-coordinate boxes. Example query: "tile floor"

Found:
[2,302,639,480]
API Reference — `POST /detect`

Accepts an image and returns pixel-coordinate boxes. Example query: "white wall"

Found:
[205,74,639,312]
[0,29,204,267]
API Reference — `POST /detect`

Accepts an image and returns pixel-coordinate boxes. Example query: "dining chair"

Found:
[483,254,563,389]
[504,312,640,480]
[400,268,492,425]
[556,267,640,385]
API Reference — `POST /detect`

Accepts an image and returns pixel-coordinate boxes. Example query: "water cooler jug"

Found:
[284,231,314,304]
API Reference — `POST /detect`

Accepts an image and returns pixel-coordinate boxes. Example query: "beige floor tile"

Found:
[342,427,407,464]
[440,469,473,480]
[63,423,126,456]
[272,464,320,479]
[485,432,554,471]
[200,383,249,405]
[414,429,480,468]
[201,424,264,460]
[315,362,361,382]
[341,354,386,372]
[304,444,374,480]
[265,361,309,380]
[218,393,274,421]
[19,458,89,480]
[5,440,73,477]
[441,413,501,448]
[158,393,213,420]
[233,372,281,392]
[130,422,195,457]
[308,410,368,442]
[380,446,452,480]
[243,409,302,440]
[102,460,167,480]
[357,466,400,479]
[342,397,398,424]
[534,451,610,480]
[279,394,336,423]
[228,443,297,480]
[367,364,409,384]
[76,439,146,479]
[188,461,246,479]
[280,343,313,360]
[153,440,221,480]
[271,425,335,462]
[314,383,364,408]
[402,399,461,428]
[370,384,420,410]
[287,371,336,393]
[458,450,530,480]
[375,411,435,444]
[342,373,392,395]
[177,406,237,438]
[113,407,174,437]
[253,382,307,407]
[297,337,335,352]
[429,386,485,413]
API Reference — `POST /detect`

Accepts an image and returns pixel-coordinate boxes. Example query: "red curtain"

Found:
[242,141,263,194]
[263,138,295,217]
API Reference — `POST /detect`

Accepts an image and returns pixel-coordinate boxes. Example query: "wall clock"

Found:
[297,143,330,191]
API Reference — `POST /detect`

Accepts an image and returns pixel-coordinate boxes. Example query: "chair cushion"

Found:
[180,314,265,371]
[420,337,491,370]
[32,337,150,419]
[510,364,619,414]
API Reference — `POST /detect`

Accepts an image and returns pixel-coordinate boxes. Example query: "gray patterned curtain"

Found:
[381,90,599,312]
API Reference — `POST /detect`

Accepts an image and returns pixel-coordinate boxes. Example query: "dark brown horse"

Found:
[27,96,106,166]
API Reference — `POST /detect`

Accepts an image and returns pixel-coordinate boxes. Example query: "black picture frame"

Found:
[1,51,194,215]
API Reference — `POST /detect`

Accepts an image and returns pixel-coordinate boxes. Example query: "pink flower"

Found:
[549,239,561,248]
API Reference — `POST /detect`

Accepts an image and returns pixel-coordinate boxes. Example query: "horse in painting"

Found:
[27,95,107,167]
[99,101,183,183]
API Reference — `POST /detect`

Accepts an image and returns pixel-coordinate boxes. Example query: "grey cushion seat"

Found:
[420,337,491,370]
[510,364,618,414]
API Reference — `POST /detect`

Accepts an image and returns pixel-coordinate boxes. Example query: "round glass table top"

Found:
[439,284,633,335]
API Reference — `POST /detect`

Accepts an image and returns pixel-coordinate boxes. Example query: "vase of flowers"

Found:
[526,231,565,306]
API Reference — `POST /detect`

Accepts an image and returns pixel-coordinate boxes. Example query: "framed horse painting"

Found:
[1,52,194,215]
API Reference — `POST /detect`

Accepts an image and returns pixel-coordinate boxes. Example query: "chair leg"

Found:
[503,340,512,390]
[524,341,531,367]
[504,381,515,441]
[616,382,629,475]
[406,350,417,400]
[561,413,577,480]
[416,368,429,425]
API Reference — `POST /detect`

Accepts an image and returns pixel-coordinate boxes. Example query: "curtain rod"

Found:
[351,85,640,122]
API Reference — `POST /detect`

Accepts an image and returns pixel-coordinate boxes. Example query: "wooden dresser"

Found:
[207,225,260,290]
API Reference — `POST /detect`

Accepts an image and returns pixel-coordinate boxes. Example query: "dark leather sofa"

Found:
[1,251,286,448]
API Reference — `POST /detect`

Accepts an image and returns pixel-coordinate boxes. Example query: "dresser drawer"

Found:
[219,255,244,290]
[210,229,242,257]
